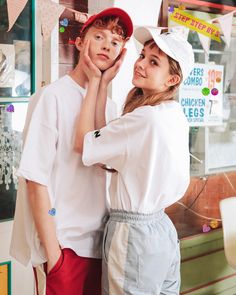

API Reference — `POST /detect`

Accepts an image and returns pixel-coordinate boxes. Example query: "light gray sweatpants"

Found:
[102,210,180,295]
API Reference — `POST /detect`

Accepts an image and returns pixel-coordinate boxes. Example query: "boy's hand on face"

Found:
[101,48,127,86]
[81,40,101,81]
[47,245,61,274]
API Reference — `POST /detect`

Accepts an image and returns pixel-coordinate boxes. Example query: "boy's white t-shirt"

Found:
[83,102,190,213]
[10,75,116,266]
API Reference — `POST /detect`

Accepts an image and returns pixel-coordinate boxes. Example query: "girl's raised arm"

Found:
[74,40,101,153]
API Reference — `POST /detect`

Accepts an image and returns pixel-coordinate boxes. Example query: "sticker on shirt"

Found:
[94,130,101,138]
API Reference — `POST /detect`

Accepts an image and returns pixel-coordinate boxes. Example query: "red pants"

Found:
[34,248,102,295]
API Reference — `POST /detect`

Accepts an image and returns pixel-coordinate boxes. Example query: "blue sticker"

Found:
[48,208,56,216]
[60,18,69,27]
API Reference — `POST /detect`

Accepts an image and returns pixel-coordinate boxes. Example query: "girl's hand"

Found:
[101,48,127,86]
[81,40,101,81]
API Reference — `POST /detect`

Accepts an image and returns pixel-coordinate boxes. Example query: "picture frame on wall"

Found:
[0,0,35,101]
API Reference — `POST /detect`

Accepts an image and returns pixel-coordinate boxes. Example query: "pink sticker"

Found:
[202,224,211,233]
[211,88,218,96]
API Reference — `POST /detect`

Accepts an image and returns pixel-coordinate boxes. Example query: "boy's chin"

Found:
[98,65,111,72]
[98,66,109,72]
[94,60,113,72]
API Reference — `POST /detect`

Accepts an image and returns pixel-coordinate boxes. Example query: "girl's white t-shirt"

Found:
[10,75,116,266]
[83,101,190,213]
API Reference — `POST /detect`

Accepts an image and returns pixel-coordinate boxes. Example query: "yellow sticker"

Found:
[0,264,8,295]
[170,8,221,42]
[179,4,186,10]
[210,219,219,229]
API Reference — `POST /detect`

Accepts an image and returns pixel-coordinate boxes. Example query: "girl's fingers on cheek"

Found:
[84,39,90,56]
[120,49,127,61]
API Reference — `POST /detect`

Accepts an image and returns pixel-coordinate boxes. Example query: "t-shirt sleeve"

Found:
[17,88,58,185]
[82,107,149,172]
[22,87,45,142]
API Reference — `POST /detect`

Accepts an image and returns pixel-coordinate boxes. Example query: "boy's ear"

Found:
[166,74,181,87]
[75,37,83,51]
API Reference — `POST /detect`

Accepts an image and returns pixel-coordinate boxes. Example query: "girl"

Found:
[75,26,194,295]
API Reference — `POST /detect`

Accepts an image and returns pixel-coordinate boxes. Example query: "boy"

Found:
[10,7,133,295]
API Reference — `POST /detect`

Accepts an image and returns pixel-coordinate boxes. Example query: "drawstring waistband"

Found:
[108,209,165,224]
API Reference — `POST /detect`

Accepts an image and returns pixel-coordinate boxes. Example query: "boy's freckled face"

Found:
[83,27,124,71]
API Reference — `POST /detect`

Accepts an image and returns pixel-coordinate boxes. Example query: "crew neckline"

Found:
[65,74,87,96]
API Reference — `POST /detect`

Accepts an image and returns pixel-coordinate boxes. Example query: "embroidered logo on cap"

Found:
[94,130,101,138]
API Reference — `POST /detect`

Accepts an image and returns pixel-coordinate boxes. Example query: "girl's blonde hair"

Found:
[123,39,183,115]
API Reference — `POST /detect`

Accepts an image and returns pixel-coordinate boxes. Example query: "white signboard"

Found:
[179,63,224,126]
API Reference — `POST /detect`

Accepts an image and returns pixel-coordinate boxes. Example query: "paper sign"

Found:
[170,8,221,42]
[7,0,28,31]
[179,63,224,126]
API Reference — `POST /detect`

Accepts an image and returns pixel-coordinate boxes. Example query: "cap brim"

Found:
[134,27,176,61]
[134,26,195,81]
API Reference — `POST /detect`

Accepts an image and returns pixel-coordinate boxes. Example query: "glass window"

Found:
[0,0,34,221]
[0,0,35,99]
[187,16,236,176]
[0,103,28,221]
[168,8,236,238]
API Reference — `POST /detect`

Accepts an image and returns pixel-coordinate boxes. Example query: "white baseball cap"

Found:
[134,26,195,80]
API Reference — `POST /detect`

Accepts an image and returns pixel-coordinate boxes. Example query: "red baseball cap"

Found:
[81,7,133,38]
